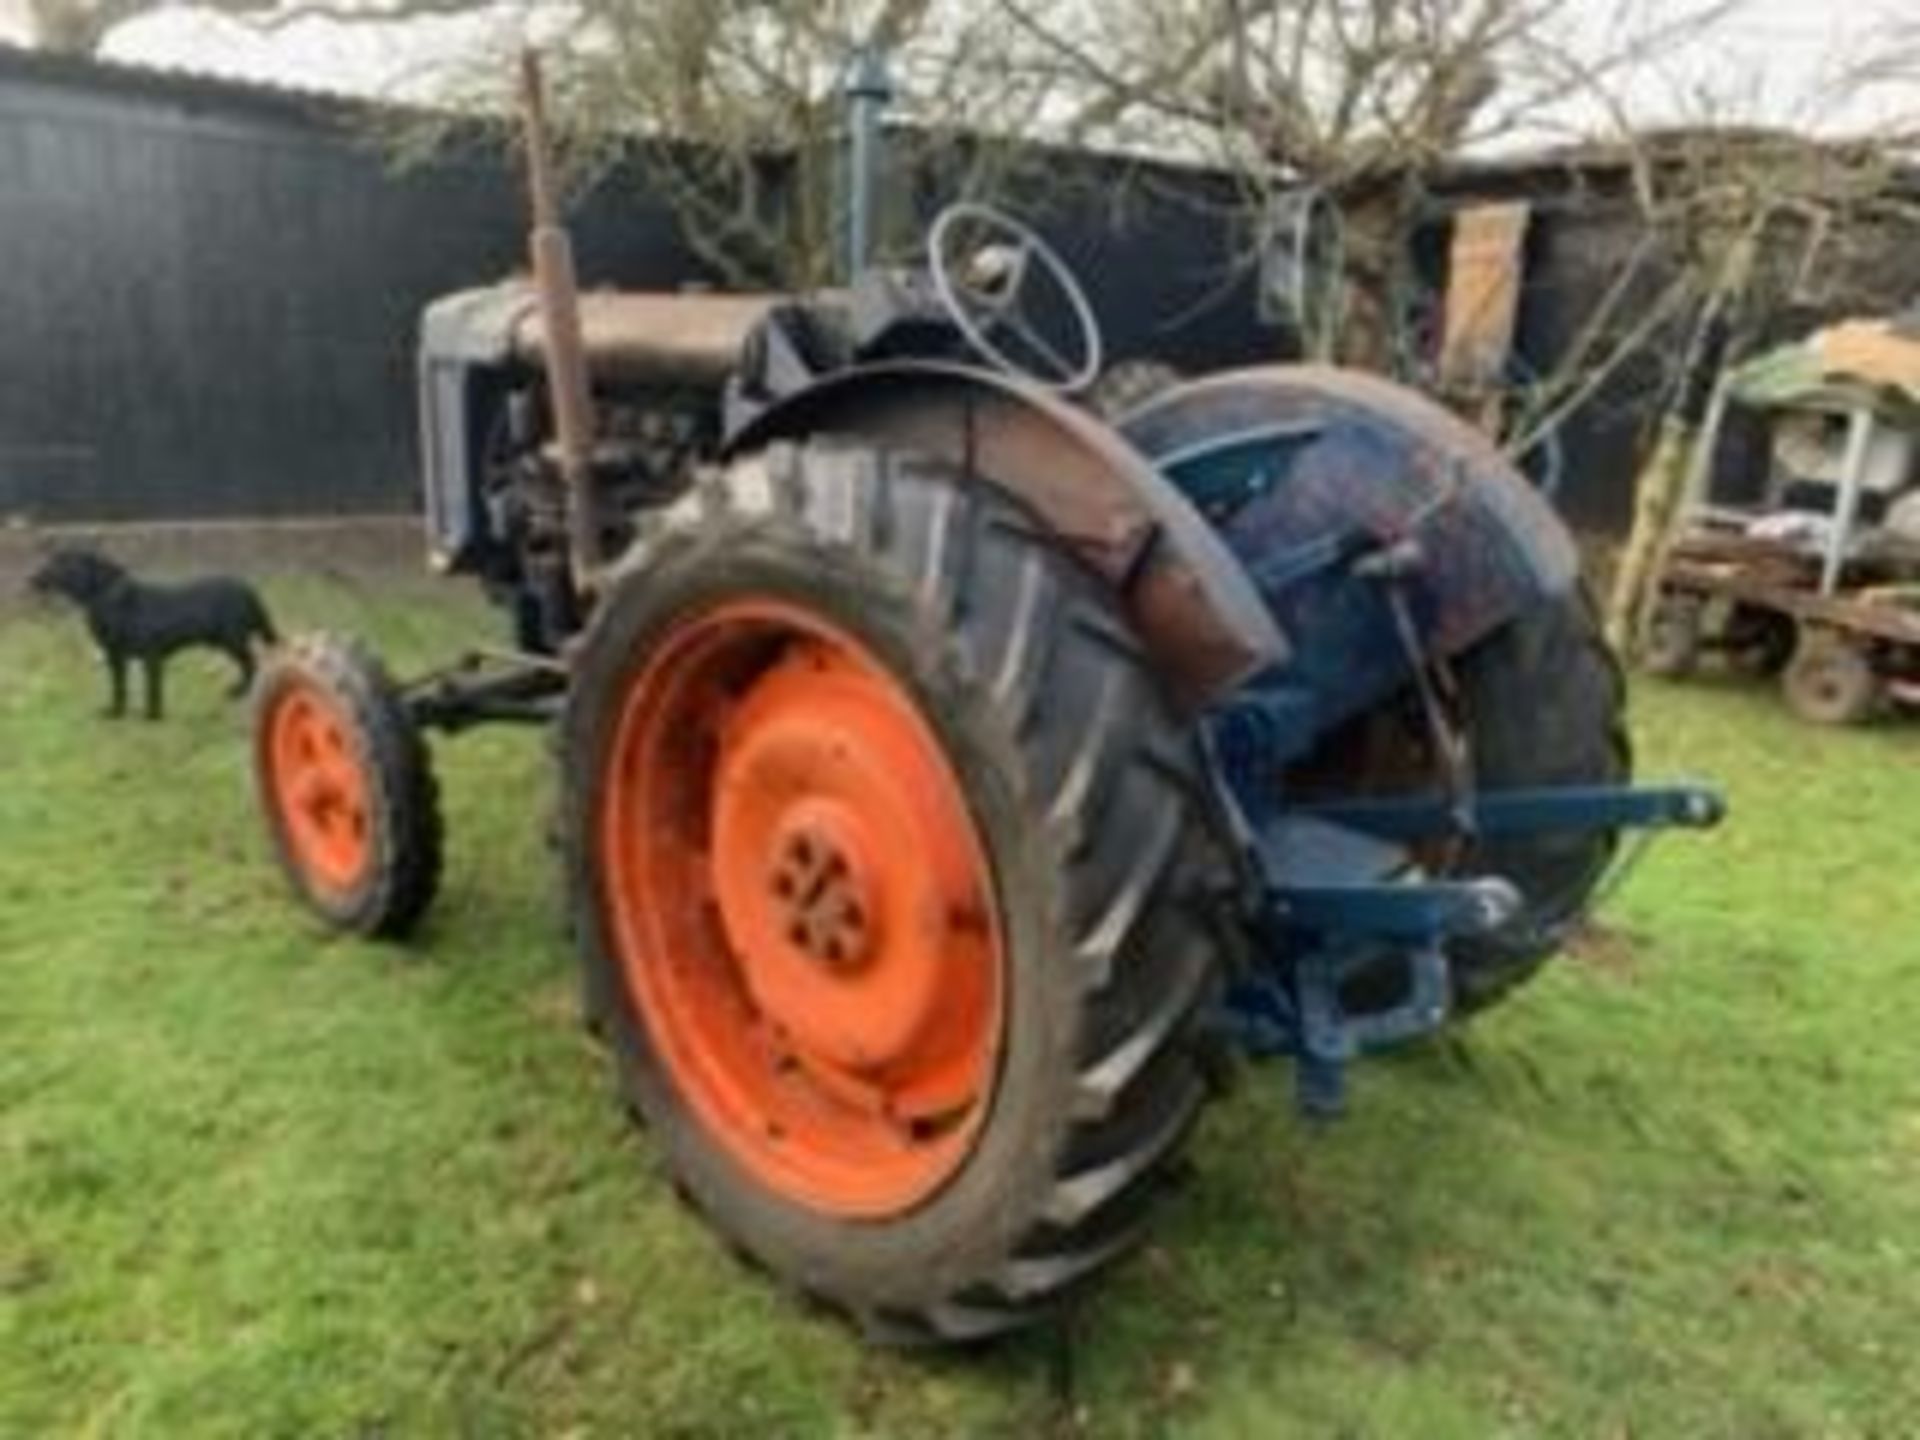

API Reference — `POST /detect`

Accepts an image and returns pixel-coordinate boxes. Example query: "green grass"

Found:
[3,572,1917,1439]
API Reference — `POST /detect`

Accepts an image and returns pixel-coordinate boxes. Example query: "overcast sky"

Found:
[0,0,1911,143]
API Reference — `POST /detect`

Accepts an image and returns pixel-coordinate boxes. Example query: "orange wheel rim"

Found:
[600,600,1005,1218]
[264,682,374,898]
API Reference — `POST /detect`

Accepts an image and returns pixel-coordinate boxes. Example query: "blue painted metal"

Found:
[1125,366,1580,742]
[1114,366,1733,1114]
[1148,388,1730,1111]
[1279,876,1519,940]
[1298,783,1727,843]
[1217,803,1521,1113]
[1205,681,1322,800]
[1149,418,1324,518]
[1214,778,1720,1115]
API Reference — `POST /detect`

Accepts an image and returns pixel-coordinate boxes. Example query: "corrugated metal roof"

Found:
[0,40,386,117]
[1441,128,1920,193]
[3,42,1908,205]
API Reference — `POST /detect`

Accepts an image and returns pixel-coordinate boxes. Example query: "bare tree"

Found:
[990,1,1754,354]
[378,1,1088,290]
[982,0,1920,660]
[23,0,163,53]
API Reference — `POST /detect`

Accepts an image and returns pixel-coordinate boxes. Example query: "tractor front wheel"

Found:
[253,634,444,939]
[562,442,1227,1341]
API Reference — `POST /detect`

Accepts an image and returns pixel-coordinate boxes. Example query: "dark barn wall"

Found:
[0,54,711,523]
[0,56,1285,528]
[1513,202,1676,534]
[1006,157,1283,375]
[22,58,1909,537]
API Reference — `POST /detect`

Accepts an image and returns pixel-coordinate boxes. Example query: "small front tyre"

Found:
[253,634,444,938]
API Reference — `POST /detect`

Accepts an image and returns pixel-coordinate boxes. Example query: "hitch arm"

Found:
[1296,782,1725,843]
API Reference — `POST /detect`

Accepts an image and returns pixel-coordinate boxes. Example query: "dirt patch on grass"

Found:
[1564,921,1643,983]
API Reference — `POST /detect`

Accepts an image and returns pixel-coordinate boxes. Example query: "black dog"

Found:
[28,548,278,719]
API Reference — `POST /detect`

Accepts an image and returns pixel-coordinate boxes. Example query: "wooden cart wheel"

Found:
[1782,630,1883,726]
[1724,604,1798,678]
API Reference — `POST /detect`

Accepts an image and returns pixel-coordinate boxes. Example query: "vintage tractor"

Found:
[249,62,1720,1344]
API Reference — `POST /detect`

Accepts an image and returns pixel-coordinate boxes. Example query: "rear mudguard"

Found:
[1121,367,1581,740]
[726,361,1287,712]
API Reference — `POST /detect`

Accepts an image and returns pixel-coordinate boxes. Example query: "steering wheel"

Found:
[927,202,1105,394]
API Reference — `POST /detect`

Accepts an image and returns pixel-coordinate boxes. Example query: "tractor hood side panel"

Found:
[417,284,538,571]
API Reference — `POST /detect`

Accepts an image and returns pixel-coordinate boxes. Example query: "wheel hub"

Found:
[265,686,371,895]
[766,818,876,971]
[708,646,975,1082]
[599,605,1005,1217]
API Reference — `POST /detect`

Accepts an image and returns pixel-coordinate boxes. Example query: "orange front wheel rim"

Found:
[600,601,1005,1219]
[264,683,374,898]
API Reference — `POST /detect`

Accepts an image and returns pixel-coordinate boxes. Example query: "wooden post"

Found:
[1437,201,1531,435]
[1606,230,1757,658]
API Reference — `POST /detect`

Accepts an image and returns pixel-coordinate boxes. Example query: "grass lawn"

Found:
[3,570,1917,1439]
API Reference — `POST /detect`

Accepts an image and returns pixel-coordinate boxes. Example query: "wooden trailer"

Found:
[1648,319,1920,725]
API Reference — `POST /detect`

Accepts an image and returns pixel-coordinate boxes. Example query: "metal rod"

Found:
[1822,403,1877,598]
[1297,782,1726,841]
[843,46,893,282]
[1681,371,1732,513]
[518,49,600,594]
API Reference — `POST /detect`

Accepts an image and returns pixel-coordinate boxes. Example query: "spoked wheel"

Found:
[565,441,1227,1342]
[253,634,443,938]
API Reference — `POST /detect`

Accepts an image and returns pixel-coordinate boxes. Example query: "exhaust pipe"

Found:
[517,50,600,595]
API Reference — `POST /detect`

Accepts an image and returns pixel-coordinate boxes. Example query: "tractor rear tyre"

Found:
[1315,592,1629,1019]
[1447,591,1631,1014]
[253,634,444,939]
[562,441,1228,1342]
